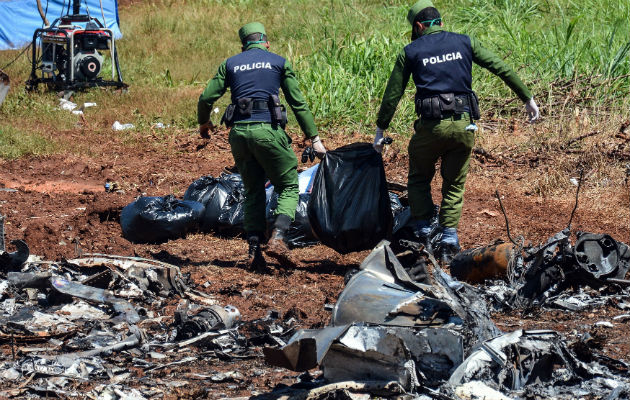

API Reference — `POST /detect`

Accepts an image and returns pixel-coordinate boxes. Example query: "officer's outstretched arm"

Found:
[280,61,319,139]
[198,61,228,126]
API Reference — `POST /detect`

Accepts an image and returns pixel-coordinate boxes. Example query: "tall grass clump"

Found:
[450,0,630,108]
[294,33,414,131]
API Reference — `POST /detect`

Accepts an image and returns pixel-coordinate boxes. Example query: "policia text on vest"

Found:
[232,62,273,72]
[422,51,463,66]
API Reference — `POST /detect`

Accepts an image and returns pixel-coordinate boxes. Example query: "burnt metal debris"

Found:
[455,229,630,312]
[0,240,30,271]
[0,238,296,398]
[2,207,630,399]
[263,241,630,399]
[0,233,308,398]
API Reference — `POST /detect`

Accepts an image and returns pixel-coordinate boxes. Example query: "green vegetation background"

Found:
[1,0,629,156]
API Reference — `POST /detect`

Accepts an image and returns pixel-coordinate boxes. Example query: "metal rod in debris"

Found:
[0,214,5,252]
[495,190,517,246]
[567,168,584,230]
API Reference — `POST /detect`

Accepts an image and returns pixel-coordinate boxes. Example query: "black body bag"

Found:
[308,143,393,254]
[183,174,245,234]
[120,195,205,244]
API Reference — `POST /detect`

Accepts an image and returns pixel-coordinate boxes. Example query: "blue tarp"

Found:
[0,0,122,50]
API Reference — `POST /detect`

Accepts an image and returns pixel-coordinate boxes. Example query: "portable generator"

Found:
[26,4,125,92]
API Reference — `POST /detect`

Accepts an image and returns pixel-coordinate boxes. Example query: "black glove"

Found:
[301,146,315,163]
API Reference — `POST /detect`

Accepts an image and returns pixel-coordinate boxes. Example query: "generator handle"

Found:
[36,0,50,26]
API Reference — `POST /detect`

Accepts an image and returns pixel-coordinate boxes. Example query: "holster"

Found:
[269,94,288,129]
[468,92,480,120]
[221,104,236,127]
[417,96,442,119]
[237,97,253,119]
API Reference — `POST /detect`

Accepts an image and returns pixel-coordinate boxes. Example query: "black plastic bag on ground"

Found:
[308,143,392,254]
[266,193,318,248]
[389,192,410,235]
[391,204,441,254]
[121,195,204,244]
[183,174,245,233]
[217,188,245,235]
[183,175,219,206]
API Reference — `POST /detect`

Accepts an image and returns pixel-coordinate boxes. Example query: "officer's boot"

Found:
[246,232,266,271]
[265,214,298,268]
[415,219,434,253]
[437,226,461,265]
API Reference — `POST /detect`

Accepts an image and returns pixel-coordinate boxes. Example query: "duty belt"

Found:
[221,96,288,128]
[416,92,480,120]
[251,99,270,110]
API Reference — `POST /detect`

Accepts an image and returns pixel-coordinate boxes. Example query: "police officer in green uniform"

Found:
[374,1,539,263]
[198,22,326,270]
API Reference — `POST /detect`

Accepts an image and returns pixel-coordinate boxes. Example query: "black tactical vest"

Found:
[404,31,473,102]
[225,48,286,123]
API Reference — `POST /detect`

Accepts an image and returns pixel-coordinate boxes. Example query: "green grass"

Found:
[0,124,56,159]
[0,0,628,143]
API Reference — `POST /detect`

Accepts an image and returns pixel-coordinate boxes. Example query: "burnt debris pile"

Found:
[451,230,630,312]
[263,241,630,399]
[2,212,629,399]
[0,236,299,399]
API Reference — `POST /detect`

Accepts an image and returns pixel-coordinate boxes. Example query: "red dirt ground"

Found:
[1,121,629,398]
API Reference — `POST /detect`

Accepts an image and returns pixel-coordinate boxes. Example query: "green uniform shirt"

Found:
[376,26,532,130]
[198,44,319,139]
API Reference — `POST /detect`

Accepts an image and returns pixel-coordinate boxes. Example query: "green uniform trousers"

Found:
[228,122,298,233]
[408,113,475,228]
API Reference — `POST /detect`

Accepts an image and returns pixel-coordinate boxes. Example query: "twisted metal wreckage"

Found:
[263,239,630,399]
[0,216,254,398]
[1,211,629,399]
[460,229,630,312]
